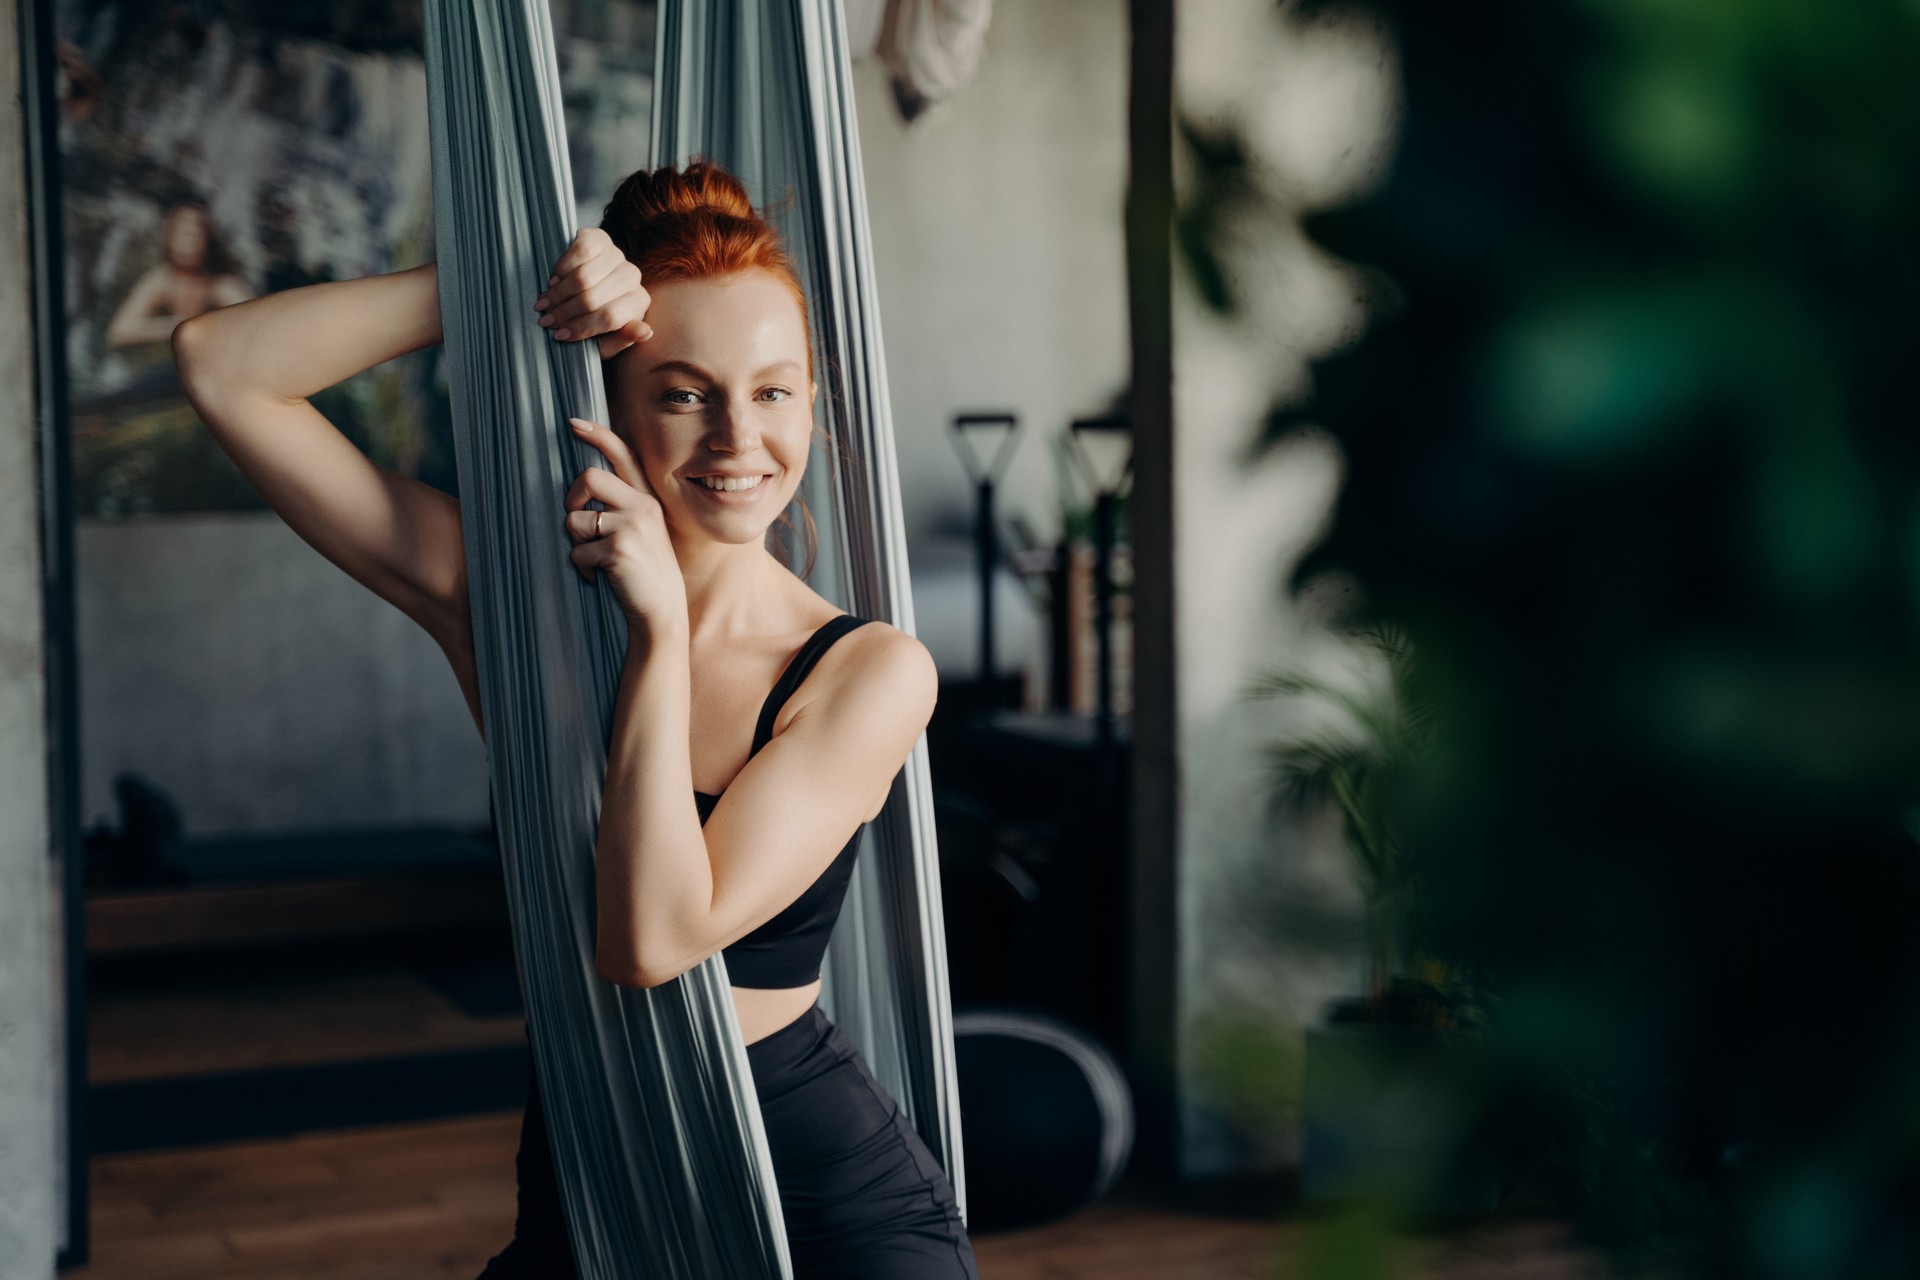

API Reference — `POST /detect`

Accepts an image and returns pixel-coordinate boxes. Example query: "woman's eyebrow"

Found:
[644,358,714,380]
[644,358,804,380]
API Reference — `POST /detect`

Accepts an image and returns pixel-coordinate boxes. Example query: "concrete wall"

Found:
[854,0,1130,551]
[0,0,62,1270]
[74,1,1130,842]
[76,515,489,841]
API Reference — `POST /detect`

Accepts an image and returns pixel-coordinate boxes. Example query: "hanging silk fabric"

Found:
[652,0,967,1198]
[422,2,965,1277]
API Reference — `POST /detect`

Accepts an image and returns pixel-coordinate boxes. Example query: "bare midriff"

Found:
[732,978,824,1045]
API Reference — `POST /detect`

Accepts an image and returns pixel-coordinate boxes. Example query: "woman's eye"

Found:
[662,388,701,406]
[759,387,792,402]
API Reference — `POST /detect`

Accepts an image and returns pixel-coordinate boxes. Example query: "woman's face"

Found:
[609,269,816,548]
[163,205,209,271]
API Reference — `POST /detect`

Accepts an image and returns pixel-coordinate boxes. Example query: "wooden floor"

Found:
[80,931,1617,1278]
[90,965,524,1084]
[78,1112,1614,1280]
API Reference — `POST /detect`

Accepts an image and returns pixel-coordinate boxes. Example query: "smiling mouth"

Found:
[692,473,771,493]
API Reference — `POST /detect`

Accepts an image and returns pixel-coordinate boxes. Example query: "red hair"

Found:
[599,161,822,575]
[598,161,812,375]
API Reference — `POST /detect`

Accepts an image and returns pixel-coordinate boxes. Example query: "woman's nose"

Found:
[705,400,761,453]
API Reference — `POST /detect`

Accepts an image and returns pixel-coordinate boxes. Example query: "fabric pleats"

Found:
[421,3,965,1277]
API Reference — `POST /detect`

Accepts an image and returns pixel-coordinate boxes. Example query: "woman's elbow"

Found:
[170,312,216,394]
[594,946,684,990]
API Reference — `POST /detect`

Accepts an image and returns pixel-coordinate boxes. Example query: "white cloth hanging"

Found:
[845,0,995,120]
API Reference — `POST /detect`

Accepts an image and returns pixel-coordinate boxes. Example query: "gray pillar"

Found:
[0,0,64,1274]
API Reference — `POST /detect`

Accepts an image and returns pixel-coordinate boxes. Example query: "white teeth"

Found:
[697,474,767,493]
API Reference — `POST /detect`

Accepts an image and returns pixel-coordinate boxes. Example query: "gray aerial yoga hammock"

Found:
[421,1,965,1276]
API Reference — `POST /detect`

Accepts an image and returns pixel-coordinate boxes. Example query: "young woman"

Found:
[109,199,254,349]
[173,161,980,1279]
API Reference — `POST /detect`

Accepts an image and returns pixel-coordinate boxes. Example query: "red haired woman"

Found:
[173,162,980,1279]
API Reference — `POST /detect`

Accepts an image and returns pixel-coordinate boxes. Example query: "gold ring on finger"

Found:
[594,510,604,538]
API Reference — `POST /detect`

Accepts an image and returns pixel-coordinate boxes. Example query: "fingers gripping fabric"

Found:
[654,0,969,1217]
[422,3,791,1277]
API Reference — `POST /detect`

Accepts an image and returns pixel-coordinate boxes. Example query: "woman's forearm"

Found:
[593,618,715,987]
[108,310,182,349]
[175,263,443,404]
[105,268,174,348]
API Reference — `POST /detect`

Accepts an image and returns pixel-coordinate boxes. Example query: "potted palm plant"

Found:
[1252,622,1493,1215]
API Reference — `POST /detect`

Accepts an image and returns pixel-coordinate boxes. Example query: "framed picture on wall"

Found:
[53,0,653,517]
[53,0,455,516]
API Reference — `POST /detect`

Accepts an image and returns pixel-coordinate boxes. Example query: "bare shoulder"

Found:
[846,618,936,698]
[793,617,938,734]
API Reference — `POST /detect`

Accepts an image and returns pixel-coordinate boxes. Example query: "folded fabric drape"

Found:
[423,2,964,1276]
[653,0,968,1209]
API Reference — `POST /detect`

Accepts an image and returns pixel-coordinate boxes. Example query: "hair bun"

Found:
[597,158,806,358]
[603,160,754,226]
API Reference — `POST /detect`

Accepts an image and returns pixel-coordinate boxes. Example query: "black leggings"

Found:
[476,1004,979,1279]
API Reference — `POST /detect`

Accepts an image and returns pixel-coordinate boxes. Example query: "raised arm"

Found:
[172,230,654,738]
[106,265,186,348]
[172,264,480,727]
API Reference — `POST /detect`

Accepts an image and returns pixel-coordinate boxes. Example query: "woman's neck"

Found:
[673,533,785,641]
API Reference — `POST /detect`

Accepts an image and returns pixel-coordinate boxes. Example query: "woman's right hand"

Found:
[535,227,654,361]
[563,417,687,630]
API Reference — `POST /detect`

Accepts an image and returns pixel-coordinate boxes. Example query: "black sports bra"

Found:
[698,613,875,989]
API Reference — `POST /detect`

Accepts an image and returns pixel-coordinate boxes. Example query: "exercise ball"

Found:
[953,1009,1134,1230]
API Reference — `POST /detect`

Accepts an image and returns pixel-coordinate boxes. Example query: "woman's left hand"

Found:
[536,227,654,361]
[564,417,687,629]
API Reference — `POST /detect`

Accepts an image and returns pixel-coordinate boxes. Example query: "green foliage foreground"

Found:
[1210,0,1920,1274]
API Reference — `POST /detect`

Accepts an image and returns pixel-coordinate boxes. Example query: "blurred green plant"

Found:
[1180,0,1920,1274]
[1251,623,1478,1029]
